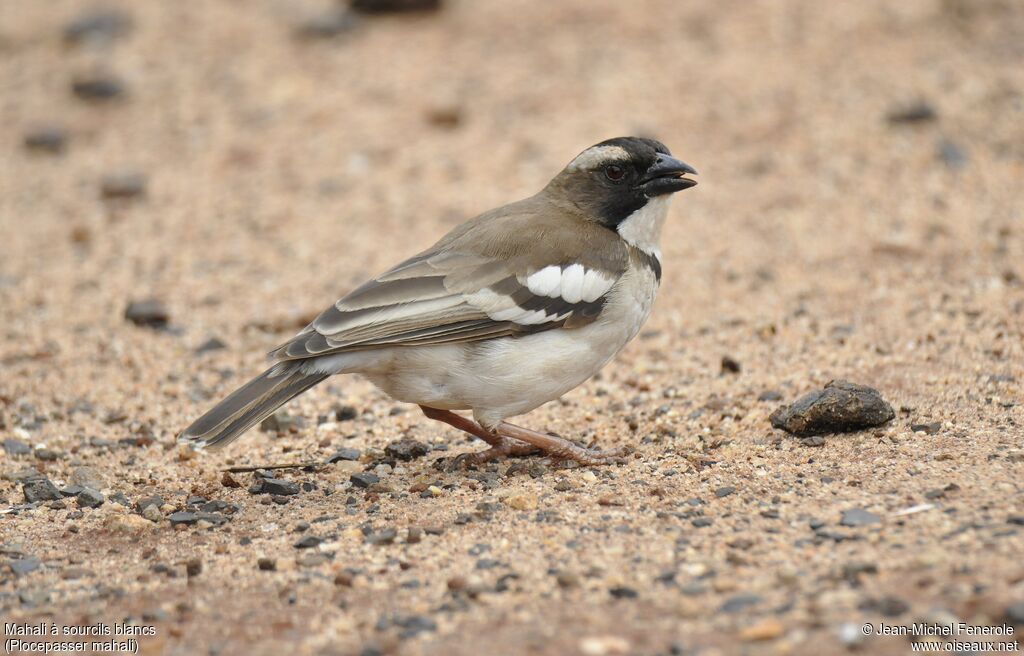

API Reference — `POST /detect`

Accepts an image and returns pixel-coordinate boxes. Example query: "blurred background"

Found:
[1,1,1023,654]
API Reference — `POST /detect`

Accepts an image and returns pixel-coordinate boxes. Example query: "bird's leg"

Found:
[418,406,538,465]
[495,421,628,466]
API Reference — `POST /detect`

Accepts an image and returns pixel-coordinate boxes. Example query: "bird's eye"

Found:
[604,164,625,182]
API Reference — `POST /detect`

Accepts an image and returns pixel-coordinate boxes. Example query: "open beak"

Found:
[639,153,698,196]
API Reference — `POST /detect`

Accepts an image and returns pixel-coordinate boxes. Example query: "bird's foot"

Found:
[496,422,629,466]
[449,438,540,469]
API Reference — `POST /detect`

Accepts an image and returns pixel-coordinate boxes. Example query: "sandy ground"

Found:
[2,0,1023,654]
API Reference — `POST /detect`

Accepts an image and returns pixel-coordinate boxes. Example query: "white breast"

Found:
[350,262,660,429]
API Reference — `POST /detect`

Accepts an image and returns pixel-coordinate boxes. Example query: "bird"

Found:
[180,136,697,466]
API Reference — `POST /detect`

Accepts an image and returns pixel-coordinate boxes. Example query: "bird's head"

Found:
[547,136,697,232]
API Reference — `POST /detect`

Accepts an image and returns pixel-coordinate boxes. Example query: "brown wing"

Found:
[269,203,629,361]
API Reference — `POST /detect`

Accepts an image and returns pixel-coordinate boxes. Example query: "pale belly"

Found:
[359,266,658,428]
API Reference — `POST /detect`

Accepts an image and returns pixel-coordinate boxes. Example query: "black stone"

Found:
[609,586,638,599]
[195,337,227,355]
[350,472,380,489]
[3,439,32,455]
[124,299,169,328]
[840,508,881,527]
[295,9,358,39]
[1005,602,1024,626]
[859,595,909,617]
[720,594,762,613]
[769,380,894,437]
[23,128,68,155]
[334,405,358,421]
[758,390,783,402]
[720,355,741,374]
[76,488,105,508]
[887,101,937,124]
[294,535,323,549]
[64,9,131,45]
[22,476,62,503]
[365,528,397,545]
[384,438,430,462]
[135,495,164,512]
[350,0,441,14]
[249,478,300,496]
[168,511,199,526]
[326,448,361,463]
[101,173,147,199]
[910,421,942,435]
[714,486,735,498]
[691,517,713,528]
[9,557,41,576]
[71,76,125,101]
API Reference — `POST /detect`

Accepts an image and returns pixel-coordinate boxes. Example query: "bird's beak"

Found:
[638,153,698,196]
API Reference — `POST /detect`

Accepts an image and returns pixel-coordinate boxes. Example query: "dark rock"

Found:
[23,476,62,503]
[720,594,762,613]
[769,380,894,437]
[1005,602,1024,626]
[385,438,430,461]
[887,101,937,124]
[840,508,881,527]
[425,106,462,129]
[195,337,227,355]
[185,558,202,577]
[294,535,322,549]
[910,421,941,435]
[34,448,59,461]
[260,410,298,433]
[327,447,361,463]
[23,127,68,155]
[168,511,198,526]
[61,485,85,497]
[714,486,735,498]
[135,495,164,512]
[1008,516,1024,526]
[296,9,358,39]
[334,405,358,421]
[390,614,437,638]
[350,472,380,489]
[758,390,783,402]
[366,528,397,545]
[76,488,105,508]
[691,517,713,528]
[258,557,276,571]
[350,0,441,14]
[64,9,131,45]
[859,595,909,617]
[720,355,741,374]
[937,139,967,170]
[124,299,169,328]
[248,478,300,496]
[101,173,147,199]
[71,75,124,101]
[800,435,826,447]
[2,439,31,456]
[9,557,41,576]
[108,492,130,506]
[609,586,638,599]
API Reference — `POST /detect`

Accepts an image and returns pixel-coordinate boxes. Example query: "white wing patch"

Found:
[525,265,562,297]
[525,265,617,304]
[466,288,570,326]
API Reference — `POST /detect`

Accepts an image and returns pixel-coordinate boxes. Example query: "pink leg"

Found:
[419,406,538,465]
[496,421,628,466]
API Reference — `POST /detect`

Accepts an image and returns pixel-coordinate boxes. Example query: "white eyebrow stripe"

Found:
[567,145,630,171]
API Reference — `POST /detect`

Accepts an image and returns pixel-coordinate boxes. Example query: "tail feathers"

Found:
[179,364,327,450]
